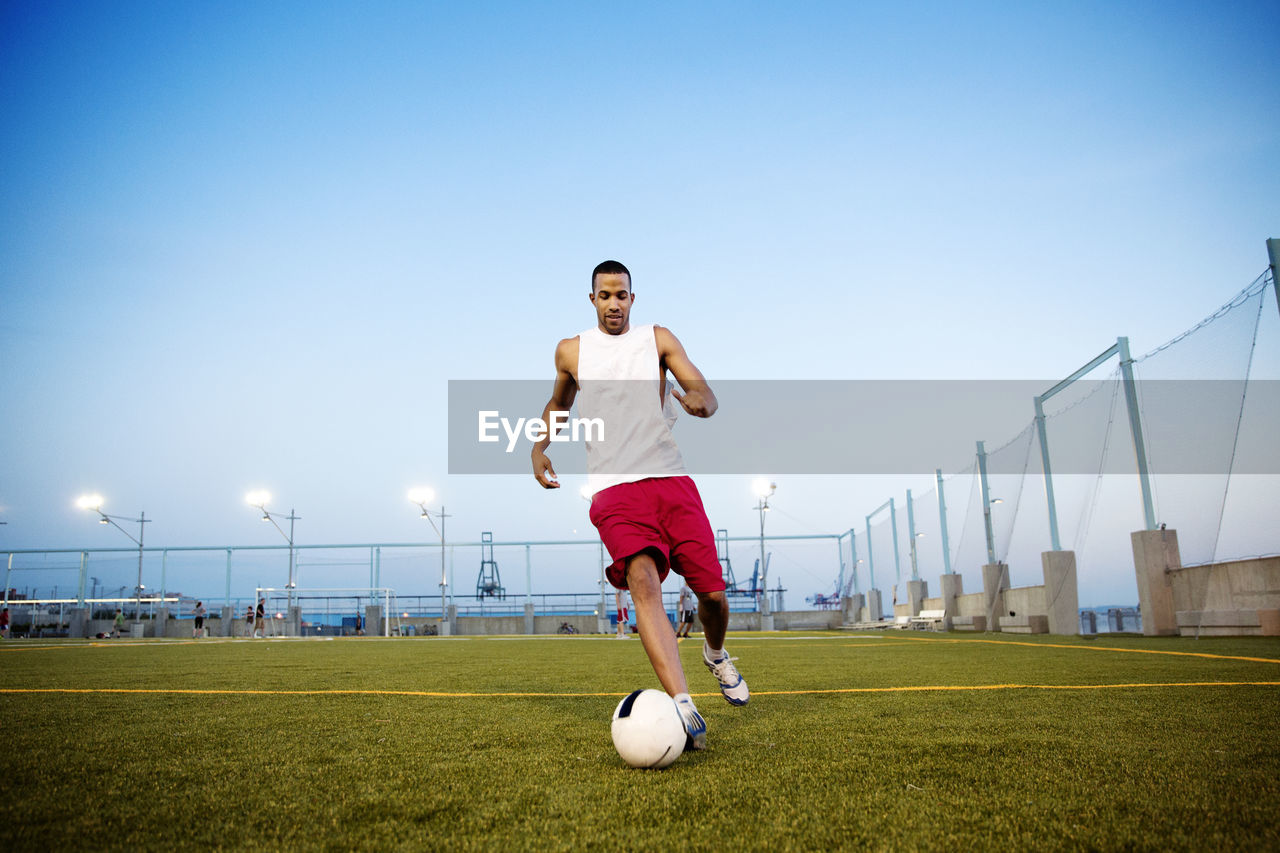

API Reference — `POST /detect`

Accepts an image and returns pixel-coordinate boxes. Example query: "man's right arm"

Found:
[532,337,579,489]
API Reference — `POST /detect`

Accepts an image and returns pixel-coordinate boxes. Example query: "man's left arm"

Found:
[655,325,718,418]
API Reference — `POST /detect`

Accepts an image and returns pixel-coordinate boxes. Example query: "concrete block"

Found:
[999,614,1048,634]
[365,605,382,637]
[982,563,1009,631]
[1041,550,1079,636]
[906,580,928,616]
[1260,609,1280,636]
[69,607,89,639]
[1132,528,1181,636]
[864,589,883,622]
[220,606,234,637]
[842,593,865,624]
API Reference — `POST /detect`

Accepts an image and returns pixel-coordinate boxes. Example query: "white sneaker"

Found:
[674,693,707,750]
[704,643,749,706]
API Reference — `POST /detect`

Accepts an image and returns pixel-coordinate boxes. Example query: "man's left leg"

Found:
[696,589,749,706]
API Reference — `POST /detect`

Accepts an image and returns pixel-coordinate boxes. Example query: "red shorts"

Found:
[588,476,725,594]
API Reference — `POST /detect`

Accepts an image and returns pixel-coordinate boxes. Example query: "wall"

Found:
[1169,556,1280,613]
[1003,586,1046,618]
[954,592,986,618]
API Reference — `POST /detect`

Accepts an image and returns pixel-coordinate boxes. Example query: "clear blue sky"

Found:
[2,1,1277,604]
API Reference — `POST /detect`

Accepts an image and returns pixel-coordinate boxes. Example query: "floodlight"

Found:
[991,498,1004,505]
[751,479,776,499]
[407,487,434,505]
[76,494,104,511]
[579,484,592,500]
[245,490,271,508]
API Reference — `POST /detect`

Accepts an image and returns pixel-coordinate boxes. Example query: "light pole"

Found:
[76,495,150,623]
[409,488,449,619]
[581,485,609,634]
[244,491,299,608]
[751,479,776,617]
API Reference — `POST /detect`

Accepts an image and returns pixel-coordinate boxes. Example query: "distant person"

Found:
[615,589,630,639]
[243,605,255,638]
[192,601,206,638]
[1,607,9,639]
[676,582,695,639]
[112,608,125,638]
[532,259,749,751]
[255,598,266,638]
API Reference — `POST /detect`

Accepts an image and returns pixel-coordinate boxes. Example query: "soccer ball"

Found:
[610,689,686,769]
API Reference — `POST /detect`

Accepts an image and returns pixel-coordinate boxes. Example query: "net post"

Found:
[76,551,88,607]
[1034,396,1063,550]
[935,469,953,574]
[864,515,875,592]
[977,441,997,564]
[1117,336,1157,530]
[888,498,901,583]
[1268,238,1280,321]
[4,553,11,606]
[906,490,919,580]
[834,527,844,594]
[849,529,860,594]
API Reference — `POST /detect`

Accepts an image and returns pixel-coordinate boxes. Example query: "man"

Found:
[676,582,695,639]
[532,260,748,751]
[615,589,630,639]
[112,608,125,638]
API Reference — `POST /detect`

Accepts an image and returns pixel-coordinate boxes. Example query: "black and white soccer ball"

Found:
[610,689,686,769]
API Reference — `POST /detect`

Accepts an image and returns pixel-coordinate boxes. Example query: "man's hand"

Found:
[532,448,560,488]
[671,386,717,418]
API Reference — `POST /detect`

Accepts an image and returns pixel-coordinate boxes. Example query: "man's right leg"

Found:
[625,552,707,750]
[626,552,686,696]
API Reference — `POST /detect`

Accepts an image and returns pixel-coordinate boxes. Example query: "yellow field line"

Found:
[0,681,1277,699]
[891,635,1280,664]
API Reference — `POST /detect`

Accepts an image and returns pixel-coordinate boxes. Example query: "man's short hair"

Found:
[592,260,631,291]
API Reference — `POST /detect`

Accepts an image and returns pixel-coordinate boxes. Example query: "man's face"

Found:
[590,273,633,335]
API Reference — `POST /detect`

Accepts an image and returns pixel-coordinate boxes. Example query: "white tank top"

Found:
[577,323,687,498]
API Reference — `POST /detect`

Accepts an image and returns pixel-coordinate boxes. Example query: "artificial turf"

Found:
[1,632,1278,851]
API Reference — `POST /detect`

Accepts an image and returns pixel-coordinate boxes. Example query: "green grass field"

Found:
[2,631,1278,851]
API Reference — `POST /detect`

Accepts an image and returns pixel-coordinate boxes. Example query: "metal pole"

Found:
[888,498,901,583]
[936,469,952,574]
[135,511,146,622]
[1117,337,1157,530]
[757,500,770,616]
[4,553,11,606]
[525,544,532,606]
[288,509,296,608]
[1034,396,1063,550]
[161,550,168,606]
[599,541,608,633]
[906,490,919,580]
[440,505,448,613]
[977,441,997,565]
